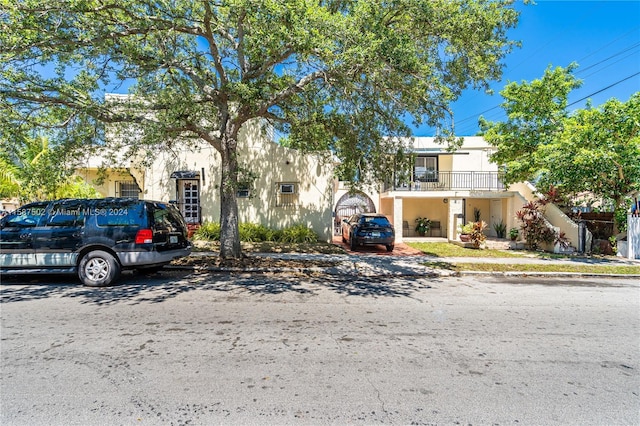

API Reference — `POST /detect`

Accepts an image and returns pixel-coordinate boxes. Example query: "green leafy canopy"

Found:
[480,64,640,228]
[1,0,522,256]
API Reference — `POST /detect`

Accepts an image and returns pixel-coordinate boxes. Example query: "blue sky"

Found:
[67,1,638,138]
[414,0,640,136]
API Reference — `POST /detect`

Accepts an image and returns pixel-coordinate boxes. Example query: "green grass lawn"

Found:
[423,261,640,275]
[406,242,525,258]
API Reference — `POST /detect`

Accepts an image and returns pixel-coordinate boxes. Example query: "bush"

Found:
[516,197,570,251]
[192,221,318,243]
[469,221,488,248]
[239,222,271,242]
[193,222,221,240]
[280,224,318,243]
[266,229,284,242]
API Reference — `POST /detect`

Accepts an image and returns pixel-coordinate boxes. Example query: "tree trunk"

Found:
[218,132,242,259]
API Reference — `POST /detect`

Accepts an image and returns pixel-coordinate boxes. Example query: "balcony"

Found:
[384,171,506,192]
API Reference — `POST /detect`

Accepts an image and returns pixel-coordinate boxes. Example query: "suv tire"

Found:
[79,250,121,287]
[349,234,357,251]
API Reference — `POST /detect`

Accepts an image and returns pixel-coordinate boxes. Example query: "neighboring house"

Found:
[75,119,335,242]
[334,137,584,252]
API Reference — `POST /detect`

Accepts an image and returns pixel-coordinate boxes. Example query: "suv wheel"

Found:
[79,250,121,287]
[349,234,357,251]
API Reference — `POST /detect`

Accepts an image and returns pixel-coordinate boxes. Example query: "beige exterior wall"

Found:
[412,136,497,173]
[80,120,334,242]
[74,167,137,198]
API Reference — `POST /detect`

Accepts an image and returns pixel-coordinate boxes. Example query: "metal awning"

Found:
[170,170,200,179]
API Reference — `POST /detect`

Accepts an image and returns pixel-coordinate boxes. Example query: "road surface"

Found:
[1,271,638,425]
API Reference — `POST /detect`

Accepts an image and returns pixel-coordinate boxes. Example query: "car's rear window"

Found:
[361,216,391,227]
[149,203,185,232]
[94,201,145,227]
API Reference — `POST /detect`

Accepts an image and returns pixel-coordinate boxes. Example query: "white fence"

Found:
[627,215,640,259]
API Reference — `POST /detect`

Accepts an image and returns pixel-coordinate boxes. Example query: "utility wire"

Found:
[568,71,640,107]
[576,42,640,75]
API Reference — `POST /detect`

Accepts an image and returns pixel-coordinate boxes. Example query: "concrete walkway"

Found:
[183,248,640,279]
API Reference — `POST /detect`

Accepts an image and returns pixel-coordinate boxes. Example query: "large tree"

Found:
[480,66,640,231]
[1,0,521,258]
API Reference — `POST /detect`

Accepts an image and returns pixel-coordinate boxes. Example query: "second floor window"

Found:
[414,156,438,182]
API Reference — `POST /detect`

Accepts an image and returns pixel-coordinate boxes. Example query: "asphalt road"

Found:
[1,271,638,425]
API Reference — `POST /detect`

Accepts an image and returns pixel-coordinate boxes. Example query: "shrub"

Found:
[193,222,221,240]
[469,221,488,248]
[192,221,317,243]
[280,224,318,243]
[266,229,284,242]
[493,220,506,238]
[516,195,570,251]
[239,222,271,242]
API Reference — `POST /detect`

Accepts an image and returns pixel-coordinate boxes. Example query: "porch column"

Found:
[448,198,464,240]
[394,196,404,243]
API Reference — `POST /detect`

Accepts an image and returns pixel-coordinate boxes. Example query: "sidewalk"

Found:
[177,248,640,279]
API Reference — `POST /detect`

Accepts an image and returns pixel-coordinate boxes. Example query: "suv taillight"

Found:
[135,229,153,244]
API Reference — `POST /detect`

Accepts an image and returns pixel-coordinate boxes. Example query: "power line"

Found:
[452,71,640,135]
[568,71,640,107]
[582,50,640,80]
[575,26,640,65]
[576,42,640,75]
[452,41,640,130]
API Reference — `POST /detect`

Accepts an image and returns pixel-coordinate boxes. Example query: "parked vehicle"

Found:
[0,198,192,286]
[341,213,395,252]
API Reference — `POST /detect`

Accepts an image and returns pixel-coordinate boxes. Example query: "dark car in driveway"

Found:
[341,213,395,252]
[0,198,192,286]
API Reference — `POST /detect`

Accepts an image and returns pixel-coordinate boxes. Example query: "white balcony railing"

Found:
[384,171,506,192]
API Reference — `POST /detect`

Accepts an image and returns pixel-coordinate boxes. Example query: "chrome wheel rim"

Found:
[85,257,109,281]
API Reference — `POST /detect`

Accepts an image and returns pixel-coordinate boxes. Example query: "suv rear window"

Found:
[94,201,145,227]
[150,203,185,232]
[360,216,391,227]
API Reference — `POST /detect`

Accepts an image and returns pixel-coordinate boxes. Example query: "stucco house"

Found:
[75,122,585,252]
[75,118,335,241]
[334,137,584,252]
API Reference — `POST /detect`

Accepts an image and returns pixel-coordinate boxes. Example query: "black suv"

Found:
[341,213,395,252]
[0,198,192,286]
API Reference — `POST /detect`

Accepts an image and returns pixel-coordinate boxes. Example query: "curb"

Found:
[454,271,640,279]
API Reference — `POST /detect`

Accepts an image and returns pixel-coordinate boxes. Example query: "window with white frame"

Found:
[414,156,438,182]
[276,182,298,206]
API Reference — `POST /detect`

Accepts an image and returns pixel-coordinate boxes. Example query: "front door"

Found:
[178,180,200,224]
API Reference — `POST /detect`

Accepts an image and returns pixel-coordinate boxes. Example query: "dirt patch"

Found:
[171,255,339,269]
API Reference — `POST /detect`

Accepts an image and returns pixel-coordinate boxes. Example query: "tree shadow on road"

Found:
[0,270,436,306]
